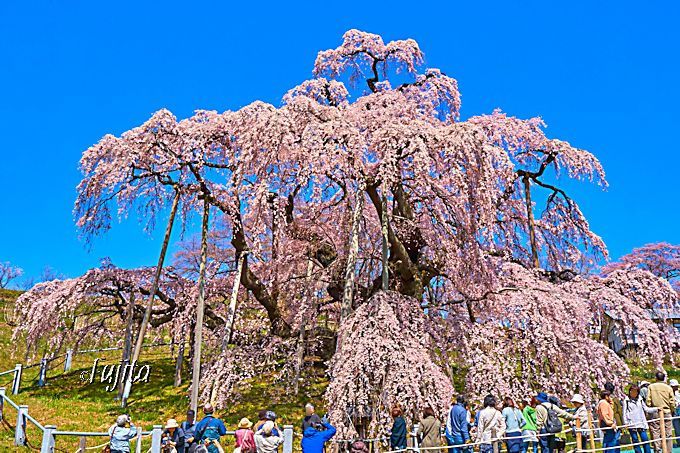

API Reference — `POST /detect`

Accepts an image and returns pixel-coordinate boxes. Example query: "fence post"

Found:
[40,425,57,453]
[65,349,73,372]
[78,437,87,453]
[412,423,420,452]
[0,387,4,422]
[660,410,669,453]
[283,424,294,453]
[135,427,143,453]
[15,404,28,446]
[587,411,596,451]
[12,364,22,394]
[38,358,48,387]
[151,424,163,452]
[576,418,582,453]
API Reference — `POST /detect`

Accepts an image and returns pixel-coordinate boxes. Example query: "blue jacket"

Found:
[301,422,337,453]
[446,404,470,441]
[195,415,227,453]
[390,417,407,449]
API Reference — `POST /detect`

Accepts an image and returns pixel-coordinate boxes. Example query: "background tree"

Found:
[603,242,680,292]
[0,261,23,288]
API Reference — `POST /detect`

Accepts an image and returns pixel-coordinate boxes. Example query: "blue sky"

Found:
[0,0,678,286]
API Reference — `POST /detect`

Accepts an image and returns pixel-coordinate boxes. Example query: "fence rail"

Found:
[0,385,294,453]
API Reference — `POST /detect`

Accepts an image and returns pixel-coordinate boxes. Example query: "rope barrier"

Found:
[73,440,110,452]
[373,413,680,453]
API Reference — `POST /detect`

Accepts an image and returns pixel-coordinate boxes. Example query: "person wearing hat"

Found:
[670,379,680,448]
[624,384,656,453]
[235,418,256,453]
[254,420,285,453]
[194,404,227,453]
[255,410,280,437]
[646,371,675,453]
[162,419,186,453]
[535,392,574,453]
[569,394,588,437]
[640,381,651,403]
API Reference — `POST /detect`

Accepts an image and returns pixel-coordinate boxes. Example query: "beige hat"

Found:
[239,418,253,429]
[571,394,585,405]
[165,419,179,429]
[670,379,679,387]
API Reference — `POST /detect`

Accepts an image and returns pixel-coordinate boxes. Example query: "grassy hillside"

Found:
[0,289,329,451]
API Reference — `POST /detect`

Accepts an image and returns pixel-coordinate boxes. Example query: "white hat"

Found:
[640,381,650,387]
[571,394,585,404]
[670,379,679,387]
[165,419,179,429]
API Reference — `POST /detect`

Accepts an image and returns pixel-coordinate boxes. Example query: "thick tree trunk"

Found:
[221,252,246,350]
[523,176,540,268]
[117,291,135,400]
[293,259,315,395]
[131,189,181,365]
[341,181,366,322]
[190,198,210,414]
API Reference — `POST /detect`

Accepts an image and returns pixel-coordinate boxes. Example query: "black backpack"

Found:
[544,405,563,434]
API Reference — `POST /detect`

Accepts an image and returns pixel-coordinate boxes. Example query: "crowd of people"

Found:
[106,372,680,453]
[394,371,680,453]
[106,402,337,453]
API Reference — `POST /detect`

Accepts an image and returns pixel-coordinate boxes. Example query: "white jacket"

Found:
[623,397,657,430]
[255,431,284,453]
[476,407,506,444]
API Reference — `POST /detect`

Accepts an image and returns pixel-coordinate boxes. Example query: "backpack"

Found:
[544,405,563,434]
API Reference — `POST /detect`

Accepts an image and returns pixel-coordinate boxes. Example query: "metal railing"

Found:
[0,341,171,395]
[0,386,295,453]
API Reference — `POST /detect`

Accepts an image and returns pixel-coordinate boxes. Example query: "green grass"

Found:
[0,289,329,451]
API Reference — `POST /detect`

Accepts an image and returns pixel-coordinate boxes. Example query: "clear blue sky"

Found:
[1,0,678,285]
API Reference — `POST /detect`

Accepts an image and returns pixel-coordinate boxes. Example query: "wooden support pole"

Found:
[293,259,315,395]
[576,418,582,453]
[340,180,366,323]
[381,193,389,291]
[131,188,180,365]
[78,437,87,453]
[174,326,185,387]
[222,251,246,350]
[588,411,596,452]
[190,198,210,414]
